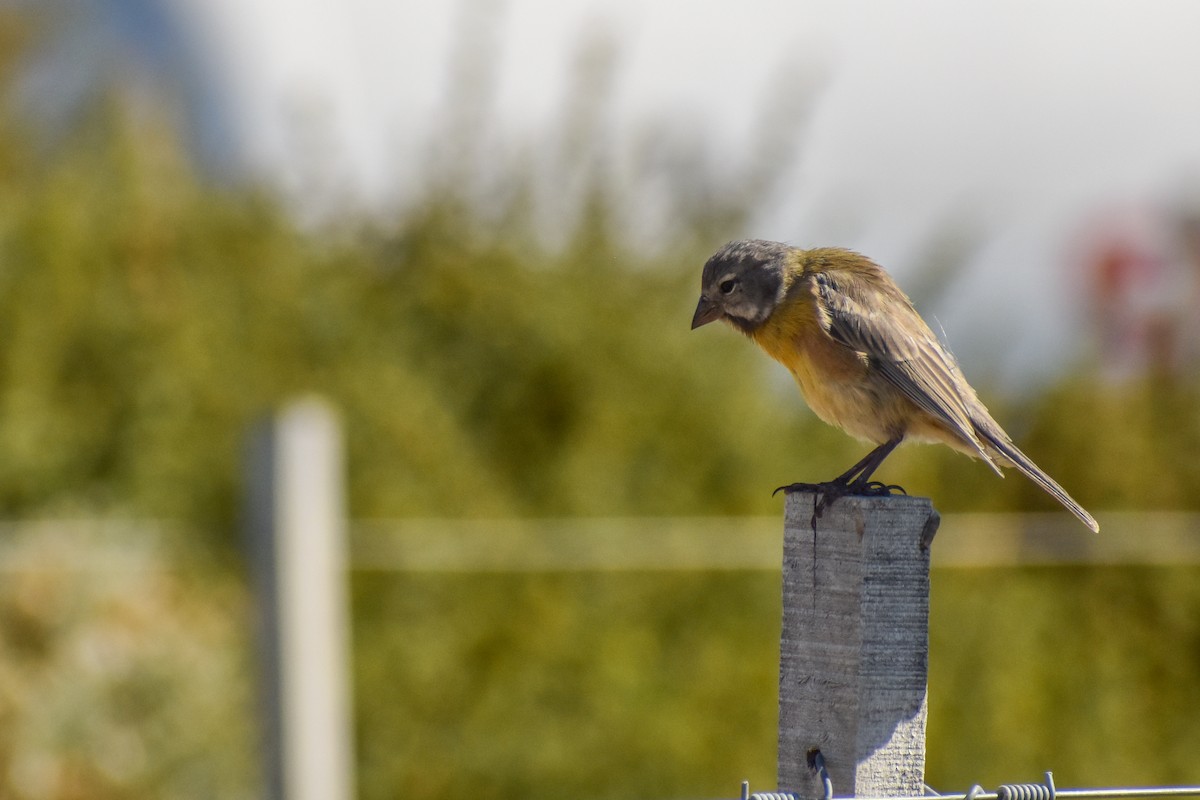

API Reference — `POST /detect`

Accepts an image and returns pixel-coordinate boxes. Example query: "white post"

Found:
[777,491,937,798]
[247,398,356,800]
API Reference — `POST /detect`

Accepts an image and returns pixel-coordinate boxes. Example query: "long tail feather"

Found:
[977,429,1099,533]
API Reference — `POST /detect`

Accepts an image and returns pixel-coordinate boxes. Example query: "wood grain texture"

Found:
[778,491,936,799]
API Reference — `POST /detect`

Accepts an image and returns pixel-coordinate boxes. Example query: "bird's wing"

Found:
[811,269,1000,471]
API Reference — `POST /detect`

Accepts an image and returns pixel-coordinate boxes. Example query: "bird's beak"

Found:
[691,296,722,329]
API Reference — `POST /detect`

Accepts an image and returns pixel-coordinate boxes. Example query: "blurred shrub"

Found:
[0,523,256,800]
[352,569,781,800]
[1,76,1197,535]
[0,9,1196,533]
[0,32,839,534]
[1,528,1197,800]
[349,561,1200,800]
[929,565,1200,789]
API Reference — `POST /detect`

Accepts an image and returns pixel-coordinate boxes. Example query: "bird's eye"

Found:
[719,278,737,294]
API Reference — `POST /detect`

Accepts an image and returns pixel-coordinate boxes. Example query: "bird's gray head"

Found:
[691,239,793,334]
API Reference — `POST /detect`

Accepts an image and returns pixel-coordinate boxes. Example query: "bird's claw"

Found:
[774,479,908,515]
[859,480,907,497]
[772,481,831,497]
[774,479,906,498]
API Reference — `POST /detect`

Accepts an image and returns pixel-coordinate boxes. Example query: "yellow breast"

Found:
[749,291,882,441]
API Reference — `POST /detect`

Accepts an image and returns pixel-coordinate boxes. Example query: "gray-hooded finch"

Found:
[691,239,1098,532]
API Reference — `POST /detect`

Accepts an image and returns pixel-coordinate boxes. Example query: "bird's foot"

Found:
[773,479,907,515]
[772,481,833,497]
[856,480,907,497]
[773,480,850,516]
[773,479,906,498]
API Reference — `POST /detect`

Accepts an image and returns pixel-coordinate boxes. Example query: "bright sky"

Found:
[192,0,1200,383]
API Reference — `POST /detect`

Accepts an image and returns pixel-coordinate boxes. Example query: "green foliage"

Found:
[3,88,1196,529]
[0,526,257,800]
[929,566,1200,788]
[1,27,1197,528]
[352,570,780,800]
[0,89,843,529]
[350,563,1200,800]
[1018,377,1200,512]
[5,529,1200,800]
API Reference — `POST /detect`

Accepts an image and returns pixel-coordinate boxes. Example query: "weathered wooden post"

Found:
[777,491,939,799]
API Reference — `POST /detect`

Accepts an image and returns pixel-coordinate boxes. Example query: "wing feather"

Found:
[811,269,1001,473]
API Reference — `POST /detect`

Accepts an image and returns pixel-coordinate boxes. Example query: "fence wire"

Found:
[741,771,1200,800]
[349,511,1200,571]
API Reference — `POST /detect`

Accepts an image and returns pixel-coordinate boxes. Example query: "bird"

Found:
[690,239,1099,533]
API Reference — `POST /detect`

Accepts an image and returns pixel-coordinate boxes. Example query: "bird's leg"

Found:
[839,436,905,491]
[774,437,907,511]
[830,437,901,486]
